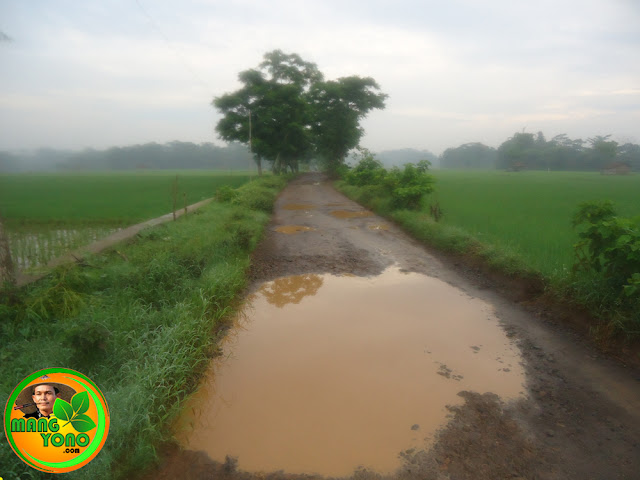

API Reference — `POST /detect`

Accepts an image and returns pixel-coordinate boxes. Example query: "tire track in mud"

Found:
[144,173,640,480]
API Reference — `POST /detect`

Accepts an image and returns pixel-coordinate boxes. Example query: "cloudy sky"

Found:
[1,0,639,155]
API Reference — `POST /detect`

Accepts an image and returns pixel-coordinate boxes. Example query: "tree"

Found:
[440,142,497,169]
[213,50,323,175]
[618,143,640,171]
[587,135,618,170]
[308,76,387,176]
[214,51,387,176]
[497,132,536,170]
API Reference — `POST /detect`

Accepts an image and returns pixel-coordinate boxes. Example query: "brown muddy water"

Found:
[282,204,317,210]
[275,226,316,235]
[367,223,390,231]
[175,266,525,477]
[330,210,374,219]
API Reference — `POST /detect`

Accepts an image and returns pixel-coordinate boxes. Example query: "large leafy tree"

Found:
[213,51,387,175]
[213,50,322,175]
[308,76,387,175]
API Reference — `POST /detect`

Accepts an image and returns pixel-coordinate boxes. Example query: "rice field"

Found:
[429,170,640,277]
[0,170,252,270]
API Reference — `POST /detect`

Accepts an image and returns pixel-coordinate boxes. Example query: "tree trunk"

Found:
[257,156,263,176]
[0,214,16,288]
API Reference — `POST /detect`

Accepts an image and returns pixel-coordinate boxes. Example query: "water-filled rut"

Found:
[176,266,524,476]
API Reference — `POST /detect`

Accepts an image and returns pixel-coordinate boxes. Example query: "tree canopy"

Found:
[212,50,387,175]
[495,131,639,172]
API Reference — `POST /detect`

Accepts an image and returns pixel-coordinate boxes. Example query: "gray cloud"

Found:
[0,0,638,153]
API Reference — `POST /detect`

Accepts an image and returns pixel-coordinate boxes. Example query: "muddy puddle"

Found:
[275,226,316,235]
[282,204,316,210]
[176,266,525,477]
[367,223,389,231]
[330,210,374,219]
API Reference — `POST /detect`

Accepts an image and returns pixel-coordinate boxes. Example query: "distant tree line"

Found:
[0,141,253,173]
[440,132,640,172]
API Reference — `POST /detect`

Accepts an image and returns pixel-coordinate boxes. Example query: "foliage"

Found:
[231,176,289,213]
[572,201,640,330]
[213,50,323,175]
[308,76,387,176]
[440,142,498,169]
[495,131,640,172]
[213,50,387,176]
[384,162,436,209]
[344,148,386,186]
[343,150,435,210]
[215,184,239,203]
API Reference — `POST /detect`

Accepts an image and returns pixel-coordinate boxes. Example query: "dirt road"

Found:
[148,173,640,480]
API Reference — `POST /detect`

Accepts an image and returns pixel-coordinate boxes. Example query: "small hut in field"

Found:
[507,161,526,172]
[601,162,631,175]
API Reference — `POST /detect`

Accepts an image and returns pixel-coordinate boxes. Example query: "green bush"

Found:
[572,200,640,331]
[343,150,435,211]
[345,149,387,187]
[215,185,239,203]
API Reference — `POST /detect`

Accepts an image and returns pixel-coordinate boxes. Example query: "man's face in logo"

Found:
[32,384,57,416]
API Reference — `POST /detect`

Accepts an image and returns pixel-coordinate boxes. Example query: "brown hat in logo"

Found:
[14,381,77,415]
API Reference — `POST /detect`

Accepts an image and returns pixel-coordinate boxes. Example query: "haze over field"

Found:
[1,0,639,154]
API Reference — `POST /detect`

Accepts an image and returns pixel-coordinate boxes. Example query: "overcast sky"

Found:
[1,0,639,155]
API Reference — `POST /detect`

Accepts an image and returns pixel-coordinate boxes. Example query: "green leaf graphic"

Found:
[54,392,96,432]
[70,414,96,433]
[53,398,74,423]
[71,391,90,416]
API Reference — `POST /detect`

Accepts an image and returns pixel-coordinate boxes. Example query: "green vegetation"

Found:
[0,175,288,480]
[343,149,435,210]
[337,167,640,338]
[0,170,251,227]
[431,170,640,276]
[0,171,253,270]
[572,201,640,333]
[438,132,640,172]
[214,49,387,175]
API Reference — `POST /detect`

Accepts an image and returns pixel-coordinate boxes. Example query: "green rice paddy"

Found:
[0,170,252,269]
[429,170,640,277]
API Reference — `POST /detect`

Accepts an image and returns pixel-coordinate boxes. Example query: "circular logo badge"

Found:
[3,368,110,473]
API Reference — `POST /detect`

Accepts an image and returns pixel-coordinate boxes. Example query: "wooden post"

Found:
[172,175,178,221]
[0,213,16,288]
[183,192,187,215]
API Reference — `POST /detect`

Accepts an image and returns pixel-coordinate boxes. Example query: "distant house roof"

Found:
[601,162,631,175]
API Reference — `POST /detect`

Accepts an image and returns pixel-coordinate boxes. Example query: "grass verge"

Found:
[0,175,288,480]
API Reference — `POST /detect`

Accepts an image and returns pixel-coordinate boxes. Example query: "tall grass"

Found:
[0,175,288,480]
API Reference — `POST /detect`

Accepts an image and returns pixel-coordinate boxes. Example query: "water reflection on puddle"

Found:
[176,266,524,477]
